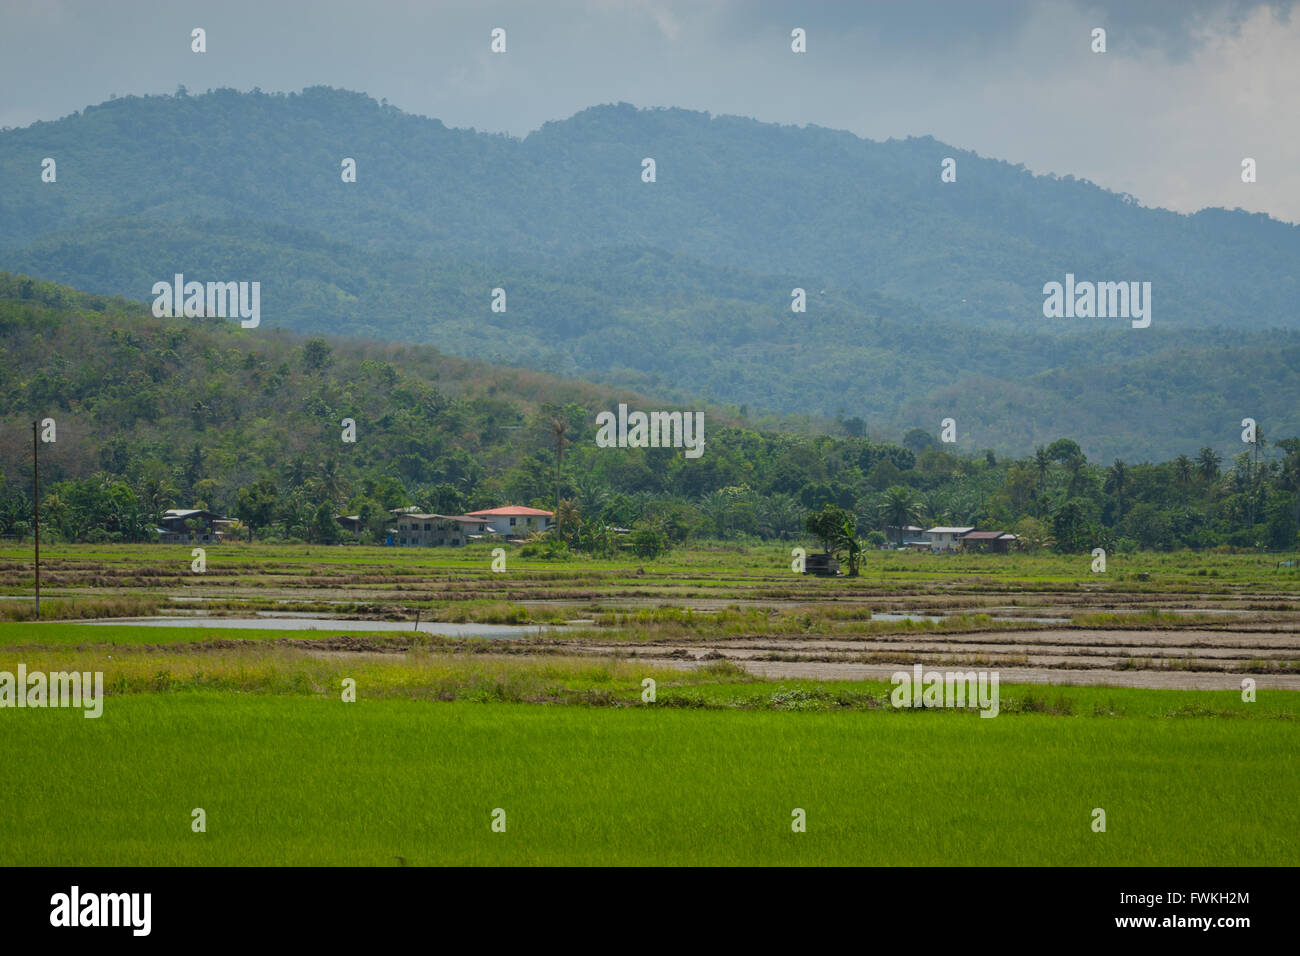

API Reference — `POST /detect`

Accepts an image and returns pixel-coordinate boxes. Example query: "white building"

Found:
[392,513,493,547]
[465,506,554,539]
[924,526,974,552]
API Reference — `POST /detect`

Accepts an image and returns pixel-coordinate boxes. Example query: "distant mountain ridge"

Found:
[2,86,1297,458]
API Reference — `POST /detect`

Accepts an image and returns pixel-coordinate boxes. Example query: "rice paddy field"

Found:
[1,541,1297,865]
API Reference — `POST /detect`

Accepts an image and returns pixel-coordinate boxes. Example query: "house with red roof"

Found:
[465,505,554,540]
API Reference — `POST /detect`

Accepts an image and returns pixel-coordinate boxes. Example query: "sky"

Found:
[2,0,1297,222]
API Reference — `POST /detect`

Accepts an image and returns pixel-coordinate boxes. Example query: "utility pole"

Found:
[550,416,568,538]
[32,420,40,620]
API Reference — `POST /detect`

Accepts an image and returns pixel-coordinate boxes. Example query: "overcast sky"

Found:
[2,0,1296,222]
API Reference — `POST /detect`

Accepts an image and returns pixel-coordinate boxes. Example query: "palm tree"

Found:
[699,490,732,539]
[1249,426,1267,528]
[137,475,177,524]
[554,498,581,545]
[0,493,28,536]
[279,493,313,541]
[878,486,920,546]
[1064,453,1088,497]
[757,493,806,540]
[1173,455,1193,486]
[572,474,609,520]
[317,457,347,506]
[917,491,949,529]
[41,492,68,540]
[548,415,569,524]
[1197,447,1222,481]
[1281,454,1300,495]
[1106,459,1128,518]
[1034,446,1052,486]
[283,456,311,490]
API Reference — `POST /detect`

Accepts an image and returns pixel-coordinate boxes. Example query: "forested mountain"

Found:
[2,275,1298,555]
[2,87,1297,458]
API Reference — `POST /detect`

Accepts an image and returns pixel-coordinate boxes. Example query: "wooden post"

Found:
[32,420,40,620]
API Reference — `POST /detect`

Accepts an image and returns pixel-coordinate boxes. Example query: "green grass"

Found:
[0,645,1295,866]
[2,691,1295,866]
[1,542,1296,865]
[0,622,410,648]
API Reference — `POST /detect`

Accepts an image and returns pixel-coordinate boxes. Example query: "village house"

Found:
[391,513,494,547]
[924,526,975,552]
[884,525,928,549]
[465,506,554,540]
[376,505,555,547]
[157,508,232,544]
[335,515,365,538]
[959,531,1019,553]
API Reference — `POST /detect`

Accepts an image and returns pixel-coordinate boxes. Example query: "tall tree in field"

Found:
[804,503,862,576]
[1197,447,1222,481]
[317,457,347,506]
[549,415,569,530]
[1033,446,1052,486]
[554,498,581,545]
[1064,452,1088,497]
[236,479,279,542]
[878,485,920,545]
[1106,459,1128,519]
[1052,498,1092,554]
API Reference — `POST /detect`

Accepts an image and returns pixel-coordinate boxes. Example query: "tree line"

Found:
[2,274,1297,556]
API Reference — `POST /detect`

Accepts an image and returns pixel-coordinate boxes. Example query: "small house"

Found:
[158,509,230,544]
[464,506,554,540]
[885,525,927,548]
[803,552,840,576]
[961,531,1019,554]
[924,526,975,552]
[392,513,495,547]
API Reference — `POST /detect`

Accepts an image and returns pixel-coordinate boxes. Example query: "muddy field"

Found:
[5,544,1300,690]
[538,625,1300,690]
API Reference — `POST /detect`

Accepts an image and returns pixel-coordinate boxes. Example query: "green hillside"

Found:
[2,87,1299,458]
[2,274,1297,554]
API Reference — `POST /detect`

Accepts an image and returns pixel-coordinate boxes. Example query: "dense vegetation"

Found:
[3,87,1298,458]
[2,275,1297,555]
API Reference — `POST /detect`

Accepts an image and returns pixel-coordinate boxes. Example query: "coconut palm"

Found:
[1033,445,1052,486]
[758,493,806,540]
[316,457,347,506]
[572,474,610,519]
[554,498,581,545]
[1197,446,1222,481]
[1064,453,1088,497]
[877,486,920,546]
[1106,459,1128,518]
[698,490,732,539]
